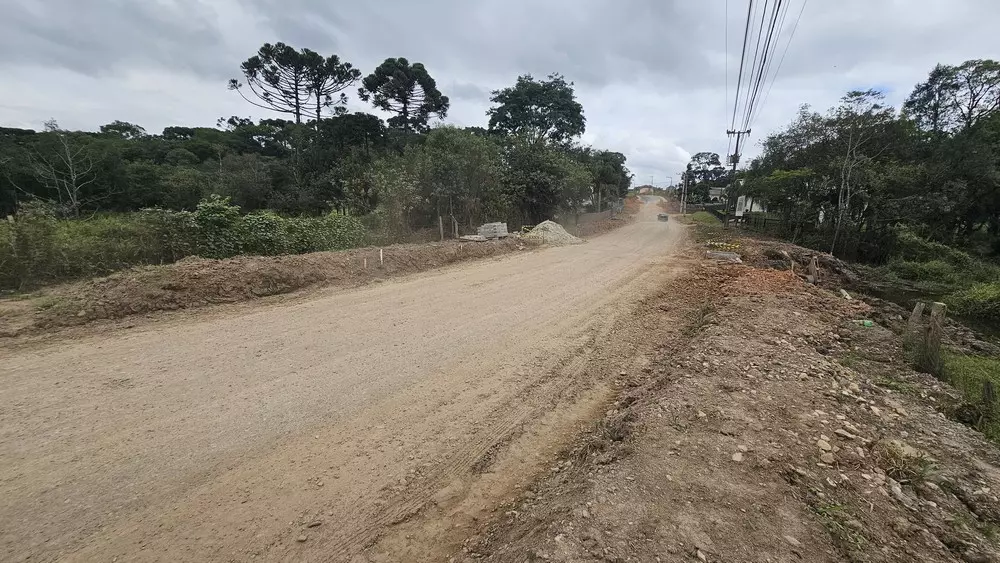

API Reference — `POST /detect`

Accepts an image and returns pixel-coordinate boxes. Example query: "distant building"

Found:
[735,195,767,216]
[708,187,726,202]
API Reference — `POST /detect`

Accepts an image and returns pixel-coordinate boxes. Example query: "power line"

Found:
[725,0,733,161]
[739,0,770,130]
[747,0,791,125]
[730,0,755,130]
[749,0,808,127]
[741,0,784,131]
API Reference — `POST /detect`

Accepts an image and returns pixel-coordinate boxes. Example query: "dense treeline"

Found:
[701,59,1000,324]
[735,59,1000,262]
[0,44,632,290]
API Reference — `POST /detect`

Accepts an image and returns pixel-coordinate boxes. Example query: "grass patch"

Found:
[811,503,868,558]
[872,376,919,395]
[947,282,1000,325]
[837,352,863,369]
[575,410,635,463]
[944,352,1000,441]
[687,211,722,225]
[33,296,66,311]
[870,439,932,483]
[682,302,716,337]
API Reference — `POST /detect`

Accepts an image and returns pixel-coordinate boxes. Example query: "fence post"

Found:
[918,302,947,378]
[438,215,444,242]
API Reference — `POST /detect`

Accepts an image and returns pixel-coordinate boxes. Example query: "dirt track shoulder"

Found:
[0,238,528,337]
[456,245,1000,563]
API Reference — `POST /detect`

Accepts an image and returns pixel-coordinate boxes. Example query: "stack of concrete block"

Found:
[477,222,509,239]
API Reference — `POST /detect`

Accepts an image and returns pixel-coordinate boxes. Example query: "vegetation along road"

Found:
[0,200,682,562]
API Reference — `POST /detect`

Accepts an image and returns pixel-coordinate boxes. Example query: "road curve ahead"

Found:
[0,201,683,562]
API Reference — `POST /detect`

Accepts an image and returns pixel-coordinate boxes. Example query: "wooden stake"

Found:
[439,216,444,242]
[919,302,947,377]
[907,302,926,332]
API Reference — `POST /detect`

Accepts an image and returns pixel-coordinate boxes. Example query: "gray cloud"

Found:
[1,0,998,185]
[0,0,228,78]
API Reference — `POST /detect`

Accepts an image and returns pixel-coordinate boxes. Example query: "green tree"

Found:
[230,43,359,126]
[419,126,505,226]
[303,52,362,122]
[487,74,585,144]
[358,58,450,133]
[688,152,727,185]
[501,139,567,223]
[952,59,1000,131]
[904,60,1000,135]
[903,64,959,136]
[99,121,148,140]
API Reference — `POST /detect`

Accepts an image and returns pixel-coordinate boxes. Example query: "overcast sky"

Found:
[1,0,997,186]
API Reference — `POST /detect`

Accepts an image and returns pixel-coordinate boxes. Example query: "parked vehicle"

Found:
[657,213,669,222]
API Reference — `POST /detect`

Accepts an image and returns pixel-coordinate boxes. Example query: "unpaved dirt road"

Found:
[0,201,683,562]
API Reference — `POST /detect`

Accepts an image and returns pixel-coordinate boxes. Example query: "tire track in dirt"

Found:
[0,202,685,562]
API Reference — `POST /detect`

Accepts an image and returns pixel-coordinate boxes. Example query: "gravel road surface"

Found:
[0,201,682,562]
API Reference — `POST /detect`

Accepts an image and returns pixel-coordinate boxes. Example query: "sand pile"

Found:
[523,221,583,245]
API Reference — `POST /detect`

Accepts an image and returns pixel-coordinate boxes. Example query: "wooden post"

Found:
[453,217,459,238]
[439,215,444,242]
[919,302,947,378]
[905,301,926,354]
[907,302,926,332]
[380,248,384,267]
[808,256,819,284]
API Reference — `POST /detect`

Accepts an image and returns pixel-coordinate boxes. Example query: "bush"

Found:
[0,196,372,290]
[0,202,58,290]
[887,259,957,283]
[193,194,242,259]
[239,211,293,256]
[948,282,1000,323]
[943,352,1000,441]
[895,230,977,269]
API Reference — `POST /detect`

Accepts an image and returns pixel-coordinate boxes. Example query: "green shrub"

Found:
[887,259,957,283]
[0,202,58,290]
[136,208,197,262]
[239,211,293,256]
[948,282,1000,323]
[0,196,373,291]
[943,352,1000,441]
[895,230,977,269]
[193,194,242,259]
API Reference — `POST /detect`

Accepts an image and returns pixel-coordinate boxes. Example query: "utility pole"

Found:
[680,170,688,215]
[725,128,751,228]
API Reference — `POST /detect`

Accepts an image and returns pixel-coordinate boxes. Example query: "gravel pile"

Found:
[523,221,583,246]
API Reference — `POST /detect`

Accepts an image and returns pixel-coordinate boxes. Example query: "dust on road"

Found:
[0,201,684,562]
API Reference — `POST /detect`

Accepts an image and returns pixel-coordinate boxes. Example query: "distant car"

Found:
[657,213,669,222]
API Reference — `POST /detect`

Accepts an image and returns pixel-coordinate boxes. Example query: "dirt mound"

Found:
[524,220,583,246]
[0,238,528,336]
